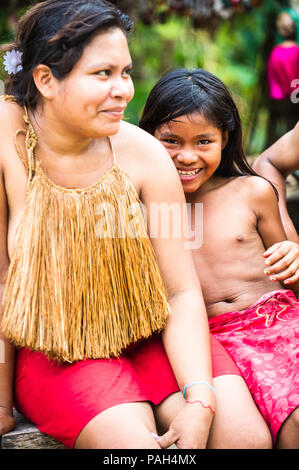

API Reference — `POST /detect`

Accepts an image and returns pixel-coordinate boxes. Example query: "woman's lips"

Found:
[102,107,126,119]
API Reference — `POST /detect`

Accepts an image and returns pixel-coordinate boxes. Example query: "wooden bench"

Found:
[0,409,66,449]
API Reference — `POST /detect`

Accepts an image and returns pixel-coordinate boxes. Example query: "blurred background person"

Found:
[265,8,299,147]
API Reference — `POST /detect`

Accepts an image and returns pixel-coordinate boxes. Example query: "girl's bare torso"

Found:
[189,176,283,317]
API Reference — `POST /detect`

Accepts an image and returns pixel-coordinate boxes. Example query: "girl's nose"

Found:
[177,151,198,165]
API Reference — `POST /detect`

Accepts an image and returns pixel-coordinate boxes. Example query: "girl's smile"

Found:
[154,113,227,193]
[177,167,203,180]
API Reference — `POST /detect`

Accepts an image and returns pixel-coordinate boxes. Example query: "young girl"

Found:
[140,68,299,448]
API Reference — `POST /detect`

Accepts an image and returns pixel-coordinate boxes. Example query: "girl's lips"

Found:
[177,168,202,181]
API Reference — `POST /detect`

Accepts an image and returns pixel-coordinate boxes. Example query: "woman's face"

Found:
[51,27,134,139]
[154,113,226,194]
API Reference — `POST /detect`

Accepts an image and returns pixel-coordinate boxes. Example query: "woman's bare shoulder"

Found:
[0,96,23,120]
[0,98,24,137]
[0,98,25,166]
[118,120,174,167]
[119,120,159,144]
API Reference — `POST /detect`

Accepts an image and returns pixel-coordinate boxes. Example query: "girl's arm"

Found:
[0,167,15,435]
[250,176,299,293]
[140,135,214,449]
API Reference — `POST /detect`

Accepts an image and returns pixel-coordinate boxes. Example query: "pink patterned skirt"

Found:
[209,289,299,444]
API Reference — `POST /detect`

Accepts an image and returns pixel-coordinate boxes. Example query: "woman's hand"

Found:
[263,241,299,288]
[157,400,214,449]
[0,406,15,436]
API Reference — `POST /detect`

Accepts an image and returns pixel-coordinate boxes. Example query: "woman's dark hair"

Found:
[140,68,262,180]
[6,0,133,109]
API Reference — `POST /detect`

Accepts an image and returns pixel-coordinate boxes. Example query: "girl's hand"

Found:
[156,401,214,449]
[0,406,15,436]
[263,241,299,287]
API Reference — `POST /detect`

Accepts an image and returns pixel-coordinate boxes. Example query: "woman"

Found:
[0,0,216,449]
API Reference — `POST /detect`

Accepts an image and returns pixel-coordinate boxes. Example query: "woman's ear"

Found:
[222,129,229,150]
[32,64,57,101]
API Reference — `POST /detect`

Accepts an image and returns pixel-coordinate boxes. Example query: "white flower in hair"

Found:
[3,49,23,75]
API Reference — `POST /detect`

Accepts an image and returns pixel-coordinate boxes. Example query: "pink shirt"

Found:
[267,44,299,99]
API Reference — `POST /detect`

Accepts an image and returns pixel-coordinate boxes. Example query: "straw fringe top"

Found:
[0,95,171,362]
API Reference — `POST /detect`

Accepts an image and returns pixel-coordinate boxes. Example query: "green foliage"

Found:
[0,10,15,44]
[124,0,289,154]
[125,9,272,153]
[0,1,288,154]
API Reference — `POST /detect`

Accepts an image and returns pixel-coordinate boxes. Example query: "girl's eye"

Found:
[163,139,178,145]
[198,139,210,145]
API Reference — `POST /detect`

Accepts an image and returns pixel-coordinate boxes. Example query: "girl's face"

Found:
[50,27,134,139]
[154,113,227,194]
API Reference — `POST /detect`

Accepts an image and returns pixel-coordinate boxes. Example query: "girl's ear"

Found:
[32,64,57,101]
[222,129,229,150]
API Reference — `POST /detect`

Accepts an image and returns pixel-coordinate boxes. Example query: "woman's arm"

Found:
[0,166,15,435]
[253,122,299,243]
[139,134,214,448]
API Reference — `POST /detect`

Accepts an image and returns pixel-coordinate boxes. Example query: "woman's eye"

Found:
[122,68,133,77]
[198,139,210,145]
[96,70,111,77]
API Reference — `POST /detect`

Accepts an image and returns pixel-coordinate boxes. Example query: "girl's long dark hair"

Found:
[139,68,262,180]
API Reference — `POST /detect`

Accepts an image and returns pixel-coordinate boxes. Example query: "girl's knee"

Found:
[243,421,272,449]
[208,415,272,449]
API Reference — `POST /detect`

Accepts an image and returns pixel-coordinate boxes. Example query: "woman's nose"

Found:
[110,76,132,100]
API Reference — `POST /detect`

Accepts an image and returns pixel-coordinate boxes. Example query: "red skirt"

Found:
[209,289,299,444]
[15,332,240,448]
